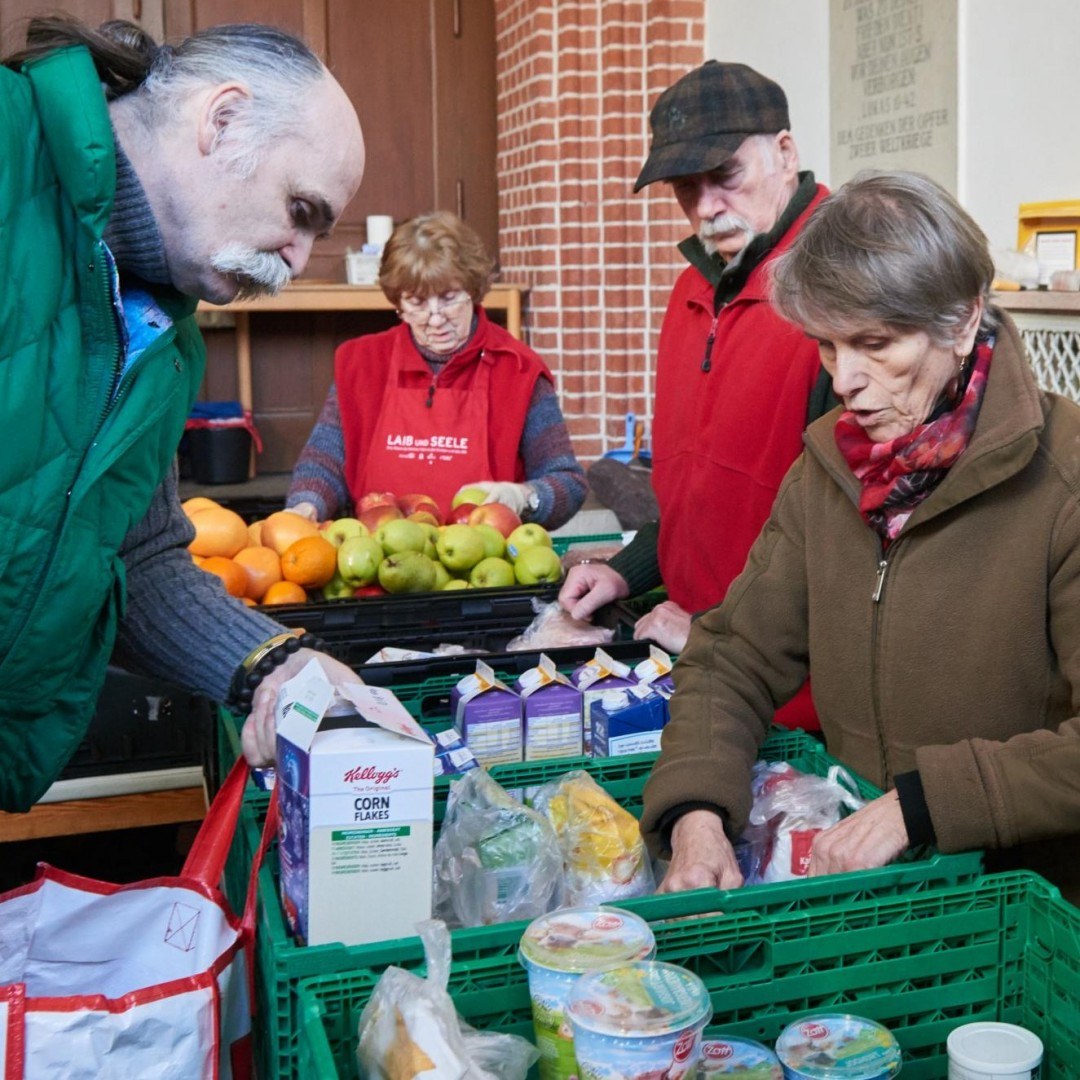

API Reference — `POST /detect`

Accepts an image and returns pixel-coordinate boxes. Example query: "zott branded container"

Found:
[518,907,655,1080]
[567,960,712,1080]
[775,1014,902,1080]
[701,1035,784,1078]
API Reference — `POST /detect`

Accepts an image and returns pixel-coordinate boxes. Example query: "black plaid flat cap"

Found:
[634,61,790,192]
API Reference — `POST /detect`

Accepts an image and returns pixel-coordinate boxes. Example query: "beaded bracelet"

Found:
[227,630,325,713]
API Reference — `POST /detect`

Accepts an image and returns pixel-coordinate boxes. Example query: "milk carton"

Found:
[571,649,638,755]
[633,645,676,701]
[590,684,668,758]
[276,661,435,947]
[513,653,584,760]
[451,660,522,766]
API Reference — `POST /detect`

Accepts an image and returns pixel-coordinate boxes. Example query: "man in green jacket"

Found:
[0,16,365,810]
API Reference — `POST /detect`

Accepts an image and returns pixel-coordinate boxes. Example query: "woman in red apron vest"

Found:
[286,212,585,528]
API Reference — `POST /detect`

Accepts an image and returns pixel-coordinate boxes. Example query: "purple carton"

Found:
[590,684,668,757]
[634,645,676,701]
[451,660,523,766]
[571,648,638,755]
[513,653,584,761]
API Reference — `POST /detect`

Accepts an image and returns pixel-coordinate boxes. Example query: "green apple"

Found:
[432,560,452,590]
[435,523,487,573]
[337,534,384,587]
[513,544,563,585]
[321,517,367,548]
[469,556,516,589]
[505,522,553,561]
[442,578,470,590]
[472,522,506,559]
[452,485,490,509]
[378,551,438,593]
[375,518,427,556]
[320,568,356,600]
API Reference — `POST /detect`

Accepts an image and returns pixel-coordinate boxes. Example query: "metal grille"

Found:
[1011,313,1080,403]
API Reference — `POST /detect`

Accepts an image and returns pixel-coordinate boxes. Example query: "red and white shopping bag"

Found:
[0,758,275,1079]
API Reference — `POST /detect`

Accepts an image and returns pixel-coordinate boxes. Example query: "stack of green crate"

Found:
[296,871,1080,1079]
[228,729,982,1079]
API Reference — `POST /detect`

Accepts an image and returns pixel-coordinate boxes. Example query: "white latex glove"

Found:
[239,648,360,765]
[285,501,319,522]
[456,480,536,517]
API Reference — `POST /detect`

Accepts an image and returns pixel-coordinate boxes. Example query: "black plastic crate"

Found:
[62,668,215,782]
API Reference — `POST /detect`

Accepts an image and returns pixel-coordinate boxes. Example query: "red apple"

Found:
[355,584,388,597]
[468,501,522,538]
[359,502,403,533]
[446,502,478,525]
[357,491,398,514]
[398,493,443,522]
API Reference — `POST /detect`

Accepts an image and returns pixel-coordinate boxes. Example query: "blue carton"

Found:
[590,685,668,757]
[571,648,638,755]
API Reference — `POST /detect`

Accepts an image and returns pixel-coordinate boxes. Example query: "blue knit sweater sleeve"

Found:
[286,384,350,519]
[521,376,586,529]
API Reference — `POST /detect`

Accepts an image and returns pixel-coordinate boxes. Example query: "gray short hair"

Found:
[6,17,325,179]
[771,170,996,345]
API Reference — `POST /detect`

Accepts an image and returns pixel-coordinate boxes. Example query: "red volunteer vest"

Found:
[335,307,551,516]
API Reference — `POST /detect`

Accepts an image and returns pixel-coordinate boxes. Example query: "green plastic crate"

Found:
[295,871,1080,1080]
[551,531,624,557]
[229,730,982,1079]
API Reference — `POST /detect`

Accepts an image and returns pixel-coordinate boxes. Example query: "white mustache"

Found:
[698,213,755,254]
[211,244,293,299]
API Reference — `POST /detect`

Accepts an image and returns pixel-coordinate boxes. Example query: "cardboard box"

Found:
[571,648,638,755]
[590,684,668,758]
[276,661,434,947]
[633,644,676,700]
[451,660,522,766]
[513,653,584,760]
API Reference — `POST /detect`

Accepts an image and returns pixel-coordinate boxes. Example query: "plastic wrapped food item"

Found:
[518,907,656,1080]
[567,960,713,1080]
[560,542,625,568]
[532,770,655,904]
[357,919,539,1080]
[737,762,865,885]
[774,1014,902,1079]
[506,600,615,652]
[432,769,563,927]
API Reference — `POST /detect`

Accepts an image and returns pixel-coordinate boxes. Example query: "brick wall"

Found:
[494,0,706,462]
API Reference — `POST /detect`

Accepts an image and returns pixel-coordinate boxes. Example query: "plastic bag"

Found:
[357,919,539,1080]
[432,769,563,927]
[532,770,655,904]
[736,761,865,885]
[505,599,614,651]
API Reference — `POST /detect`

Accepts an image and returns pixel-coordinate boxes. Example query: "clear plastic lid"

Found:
[775,1015,902,1079]
[567,960,712,1037]
[518,906,655,973]
[700,1036,784,1077]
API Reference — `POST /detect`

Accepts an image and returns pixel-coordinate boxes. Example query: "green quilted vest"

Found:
[0,47,206,810]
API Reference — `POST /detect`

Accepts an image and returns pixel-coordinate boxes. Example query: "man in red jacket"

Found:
[559,61,832,729]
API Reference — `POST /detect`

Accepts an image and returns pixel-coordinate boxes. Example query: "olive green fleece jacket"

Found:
[642,313,1080,902]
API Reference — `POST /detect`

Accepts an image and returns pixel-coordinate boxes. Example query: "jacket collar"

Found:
[24,46,115,240]
[805,311,1046,524]
[393,304,498,373]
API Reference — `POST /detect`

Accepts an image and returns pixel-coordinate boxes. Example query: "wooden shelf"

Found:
[993,290,1080,316]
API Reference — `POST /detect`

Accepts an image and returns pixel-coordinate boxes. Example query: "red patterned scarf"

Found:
[835,338,993,545]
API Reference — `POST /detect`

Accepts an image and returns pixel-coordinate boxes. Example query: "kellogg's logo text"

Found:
[343,765,400,786]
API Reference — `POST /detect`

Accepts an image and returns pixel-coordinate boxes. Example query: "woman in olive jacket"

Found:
[642,171,1080,904]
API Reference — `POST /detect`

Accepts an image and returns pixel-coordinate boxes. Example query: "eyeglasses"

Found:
[398,290,471,323]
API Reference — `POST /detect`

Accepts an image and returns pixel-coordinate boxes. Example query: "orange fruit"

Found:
[280,535,338,589]
[188,506,249,558]
[240,596,257,607]
[261,510,320,556]
[199,555,248,597]
[182,496,220,518]
[262,580,308,605]
[233,545,284,601]
[247,520,265,547]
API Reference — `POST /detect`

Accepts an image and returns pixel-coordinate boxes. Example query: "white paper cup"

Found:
[366,214,394,247]
[947,1022,1044,1079]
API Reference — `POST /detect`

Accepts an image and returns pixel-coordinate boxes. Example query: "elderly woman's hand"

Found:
[633,600,692,653]
[659,809,744,893]
[807,790,909,876]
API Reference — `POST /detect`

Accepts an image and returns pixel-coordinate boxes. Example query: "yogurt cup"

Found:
[701,1035,784,1078]
[519,907,656,1080]
[775,1014,902,1079]
[567,960,713,1080]
[947,1021,1044,1079]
